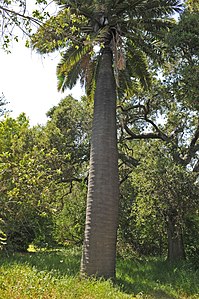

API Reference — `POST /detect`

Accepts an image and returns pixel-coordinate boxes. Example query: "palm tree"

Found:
[33,0,182,279]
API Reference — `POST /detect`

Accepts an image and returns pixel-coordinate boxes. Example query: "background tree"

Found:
[132,142,198,261]
[118,84,198,261]
[0,95,92,251]
[117,8,199,261]
[0,114,57,251]
[42,95,92,245]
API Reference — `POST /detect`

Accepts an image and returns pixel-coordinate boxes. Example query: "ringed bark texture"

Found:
[81,47,119,279]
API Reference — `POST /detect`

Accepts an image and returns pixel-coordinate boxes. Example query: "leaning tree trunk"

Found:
[81,46,119,279]
[167,212,186,262]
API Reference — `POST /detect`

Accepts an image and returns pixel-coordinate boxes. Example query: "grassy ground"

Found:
[0,247,198,299]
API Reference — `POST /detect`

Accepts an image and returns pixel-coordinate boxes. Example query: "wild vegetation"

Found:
[0,0,198,298]
[0,247,198,299]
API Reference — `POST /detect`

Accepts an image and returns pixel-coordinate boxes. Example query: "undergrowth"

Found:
[0,247,198,299]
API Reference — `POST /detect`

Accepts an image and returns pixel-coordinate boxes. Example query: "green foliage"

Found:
[45,95,92,163]
[118,145,167,256]
[0,114,57,251]
[55,183,87,245]
[131,141,198,246]
[0,95,91,252]
[43,95,92,245]
[166,10,199,110]
[32,7,88,53]
[184,214,199,264]
[186,0,199,12]
[116,11,199,259]
[118,134,198,257]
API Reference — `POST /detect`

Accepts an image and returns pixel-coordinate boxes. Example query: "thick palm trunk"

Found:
[81,47,119,279]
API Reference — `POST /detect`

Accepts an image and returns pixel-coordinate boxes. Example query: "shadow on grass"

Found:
[0,246,81,277]
[116,257,199,299]
[0,249,198,298]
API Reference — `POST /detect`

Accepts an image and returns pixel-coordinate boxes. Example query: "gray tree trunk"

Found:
[81,47,119,279]
[167,213,186,262]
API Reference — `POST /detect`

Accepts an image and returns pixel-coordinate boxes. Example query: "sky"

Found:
[0,42,84,126]
[0,0,84,127]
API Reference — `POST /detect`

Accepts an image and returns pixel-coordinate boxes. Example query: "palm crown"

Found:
[33,0,182,97]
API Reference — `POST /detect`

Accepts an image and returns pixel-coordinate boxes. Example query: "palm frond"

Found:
[57,61,81,91]
[118,68,141,100]
[54,0,97,21]
[130,0,183,18]
[126,41,152,90]
[91,26,111,45]
[84,57,99,100]
[57,44,92,92]
[110,0,182,20]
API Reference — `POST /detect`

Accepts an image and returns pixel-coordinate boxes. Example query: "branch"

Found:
[118,102,198,167]
[61,175,88,185]
[193,159,199,172]
[0,5,43,26]
[118,102,170,142]
[190,120,199,148]
[124,123,169,141]
[183,120,199,166]
[117,104,144,112]
[119,169,134,185]
[143,100,170,141]
[118,152,139,167]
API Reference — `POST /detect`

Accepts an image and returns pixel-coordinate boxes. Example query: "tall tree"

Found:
[0,114,57,251]
[118,7,199,260]
[0,96,91,252]
[32,0,182,278]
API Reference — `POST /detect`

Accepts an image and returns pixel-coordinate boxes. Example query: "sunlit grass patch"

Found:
[0,247,198,299]
[0,248,136,299]
[0,265,136,299]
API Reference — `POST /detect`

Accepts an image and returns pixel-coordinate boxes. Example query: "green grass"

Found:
[117,257,199,299]
[0,247,198,299]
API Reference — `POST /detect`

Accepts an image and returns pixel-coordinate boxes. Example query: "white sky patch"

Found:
[0,1,84,126]
[0,43,84,126]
